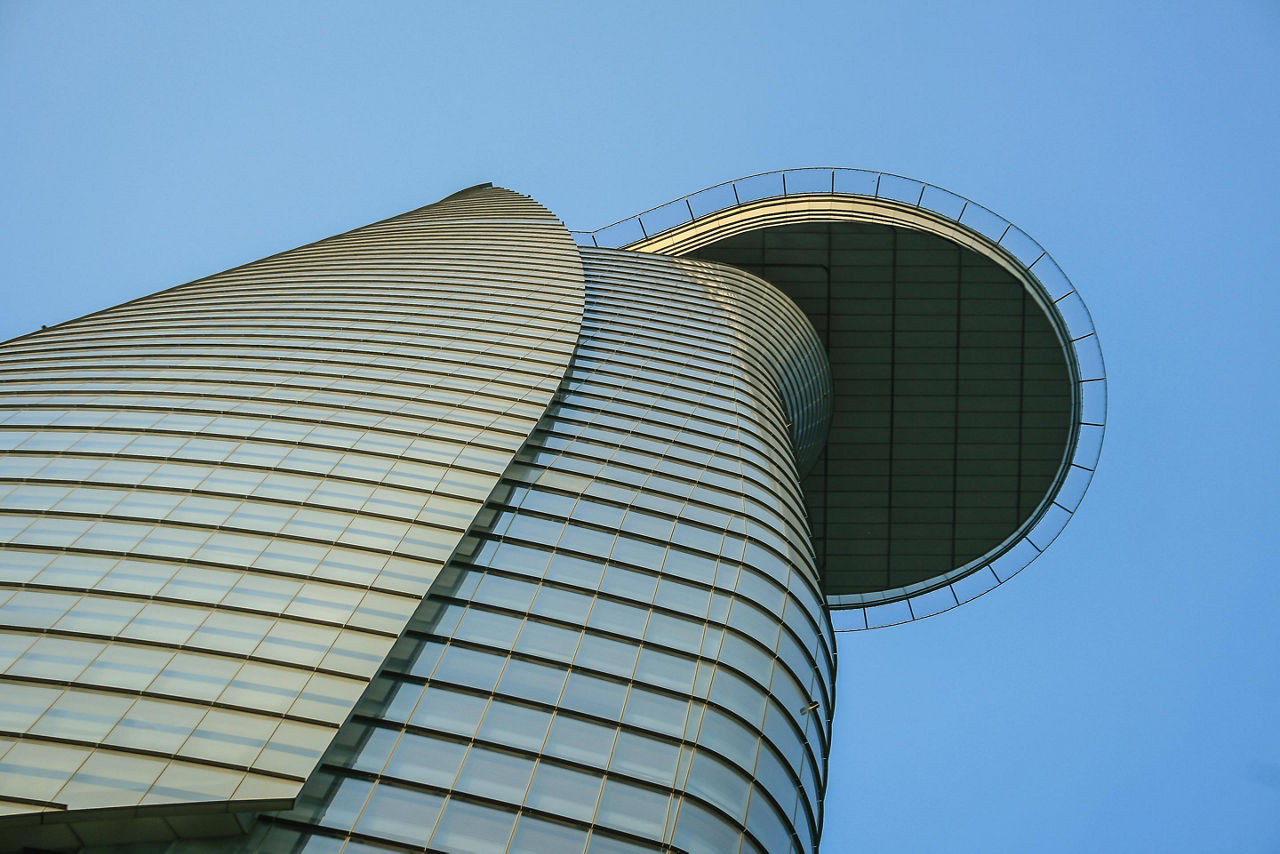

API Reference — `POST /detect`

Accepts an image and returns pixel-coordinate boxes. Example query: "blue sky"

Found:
[2,2,1277,851]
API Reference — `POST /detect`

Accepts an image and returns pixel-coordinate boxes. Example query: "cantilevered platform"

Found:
[575,169,1106,627]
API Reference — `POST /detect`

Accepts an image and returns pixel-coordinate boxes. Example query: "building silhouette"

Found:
[0,170,1104,853]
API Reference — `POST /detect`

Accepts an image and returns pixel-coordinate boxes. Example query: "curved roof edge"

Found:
[574,168,1107,630]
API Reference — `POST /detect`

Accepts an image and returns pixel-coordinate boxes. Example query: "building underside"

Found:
[0,170,1103,853]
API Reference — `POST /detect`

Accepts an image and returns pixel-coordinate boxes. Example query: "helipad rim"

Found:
[573,168,1106,630]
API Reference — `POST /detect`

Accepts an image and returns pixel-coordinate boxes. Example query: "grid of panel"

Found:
[134,248,837,854]
[687,222,1073,597]
[0,186,586,839]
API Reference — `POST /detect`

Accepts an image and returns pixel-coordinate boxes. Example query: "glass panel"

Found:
[0,741,92,801]
[476,700,551,753]
[496,657,567,706]
[291,672,365,724]
[409,687,489,738]
[673,799,743,854]
[509,814,588,854]
[696,707,759,774]
[543,714,617,767]
[573,633,639,678]
[55,597,144,636]
[595,778,671,838]
[0,631,36,672]
[514,620,580,662]
[252,540,329,577]
[92,558,174,596]
[384,731,467,789]
[472,572,537,611]
[181,708,278,765]
[395,638,444,679]
[753,745,793,809]
[313,775,373,831]
[167,495,240,526]
[194,531,270,566]
[634,647,696,694]
[223,574,302,612]
[453,607,523,648]
[29,552,106,587]
[6,636,104,681]
[0,682,63,732]
[544,552,603,588]
[56,750,167,809]
[622,687,688,738]
[189,610,272,656]
[29,690,133,742]
[600,565,657,604]
[530,585,593,624]
[219,661,310,713]
[524,762,604,823]
[256,719,333,778]
[557,524,614,556]
[351,590,416,634]
[79,643,174,691]
[428,798,517,854]
[256,621,338,668]
[608,730,680,787]
[708,669,767,727]
[654,576,712,614]
[159,566,239,602]
[745,787,792,854]
[0,590,75,628]
[610,536,666,572]
[720,634,773,691]
[586,598,649,638]
[560,672,627,719]
[687,751,752,821]
[454,745,535,802]
[586,831,665,854]
[119,602,204,645]
[291,583,367,624]
[354,782,443,847]
[105,697,205,753]
[371,680,423,724]
[149,652,242,702]
[145,760,244,802]
[428,644,507,693]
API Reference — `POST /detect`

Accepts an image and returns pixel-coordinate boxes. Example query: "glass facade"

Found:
[181,249,836,854]
[0,172,1101,853]
[0,186,587,846]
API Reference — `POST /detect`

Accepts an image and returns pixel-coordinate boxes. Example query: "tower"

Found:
[0,170,1104,853]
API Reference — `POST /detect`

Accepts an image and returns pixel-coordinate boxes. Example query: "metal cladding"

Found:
[0,186,585,845]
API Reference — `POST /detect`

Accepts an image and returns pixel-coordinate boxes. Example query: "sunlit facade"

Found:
[0,172,1103,853]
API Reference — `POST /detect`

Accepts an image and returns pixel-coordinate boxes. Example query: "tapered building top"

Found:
[0,186,588,838]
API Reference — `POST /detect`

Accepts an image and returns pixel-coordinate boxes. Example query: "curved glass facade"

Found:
[103,249,836,854]
[0,186,585,845]
[0,172,1102,853]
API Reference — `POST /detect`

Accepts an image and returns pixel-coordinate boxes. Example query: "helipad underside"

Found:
[619,193,1079,607]
[685,221,1073,600]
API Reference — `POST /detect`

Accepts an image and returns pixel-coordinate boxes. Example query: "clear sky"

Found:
[2,2,1277,851]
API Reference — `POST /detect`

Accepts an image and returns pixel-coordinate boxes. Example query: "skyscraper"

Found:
[0,169,1104,853]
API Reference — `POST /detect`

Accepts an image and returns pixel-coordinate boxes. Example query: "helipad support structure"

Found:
[0,169,1104,853]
